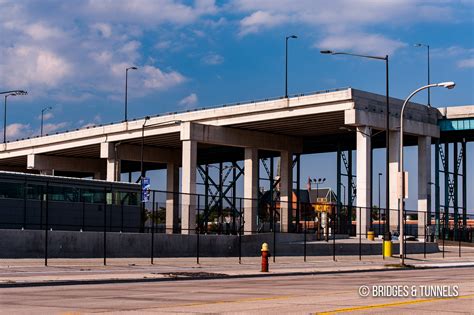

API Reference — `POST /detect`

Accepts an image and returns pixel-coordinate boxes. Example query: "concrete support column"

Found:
[280,150,293,233]
[166,162,180,234]
[106,158,120,181]
[389,131,400,233]
[181,140,197,235]
[418,136,431,240]
[101,143,121,182]
[244,148,258,235]
[356,126,371,237]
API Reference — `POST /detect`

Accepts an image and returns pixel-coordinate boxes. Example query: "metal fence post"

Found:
[239,198,242,264]
[304,206,307,262]
[442,226,445,259]
[404,209,407,260]
[458,227,461,258]
[359,207,361,261]
[332,209,336,262]
[44,182,49,267]
[103,187,107,266]
[273,205,276,263]
[40,185,43,230]
[81,188,85,232]
[23,177,27,229]
[151,191,155,264]
[424,222,427,259]
[196,194,200,265]
[382,207,385,260]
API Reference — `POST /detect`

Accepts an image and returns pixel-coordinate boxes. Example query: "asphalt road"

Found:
[0,267,472,314]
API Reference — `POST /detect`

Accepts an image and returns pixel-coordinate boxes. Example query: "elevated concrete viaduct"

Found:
[0,88,471,237]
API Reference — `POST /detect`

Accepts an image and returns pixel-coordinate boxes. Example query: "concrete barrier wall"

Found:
[0,229,438,258]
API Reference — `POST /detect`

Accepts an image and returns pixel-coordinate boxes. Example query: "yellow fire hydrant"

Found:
[261,242,269,272]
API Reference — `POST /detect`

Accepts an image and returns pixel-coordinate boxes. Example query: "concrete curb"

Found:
[1,262,472,289]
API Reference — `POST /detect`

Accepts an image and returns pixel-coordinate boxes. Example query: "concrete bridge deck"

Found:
[0,87,472,238]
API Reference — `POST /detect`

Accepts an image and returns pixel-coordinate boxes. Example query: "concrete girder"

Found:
[345,109,439,138]
[27,154,104,175]
[0,121,181,160]
[110,144,179,164]
[0,90,350,158]
[180,122,303,153]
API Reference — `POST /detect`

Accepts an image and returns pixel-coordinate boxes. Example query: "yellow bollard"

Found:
[383,240,392,257]
[367,231,375,241]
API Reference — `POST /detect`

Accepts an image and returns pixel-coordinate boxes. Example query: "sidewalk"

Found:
[1,246,473,287]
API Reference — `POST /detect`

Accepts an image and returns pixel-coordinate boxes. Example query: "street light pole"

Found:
[3,90,27,144]
[41,106,52,137]
[399,81,455,266]
[414,43,430,107]
[125,66,138,122]
[321,50,391,245]
[378,172,382,235]
[285,35,298,98]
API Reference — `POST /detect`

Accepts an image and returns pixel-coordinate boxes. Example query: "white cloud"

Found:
[232,0,464,56]
[84,0,217,25]
[142,65,186,90]
[120,40,141,61]
[239,10,288,36]
[42,122,69,135]
[6,123,31,139]
[155,40,172,50]
[24,23,65,40]
[431,46,474,57]
[6,120,69,140]
[0,0,207,96]
[457,58,474,68]
[37,112,54,121]
[1,46,72,88]
[89,51,113,64]
[201,53,224,65]
[317,33,406,56]
[179,93,198,108]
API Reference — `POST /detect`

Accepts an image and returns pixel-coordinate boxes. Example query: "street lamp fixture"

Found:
[309,177,326,197]
[3,90,28,144]
[398,81,455,266]
[285,35,298,98]
[414,43,431,106]
[125,66,138,122]
[321,48,391,247]
[41,106,53,137]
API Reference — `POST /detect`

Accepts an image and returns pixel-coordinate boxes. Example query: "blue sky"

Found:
[1,0,473,211]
